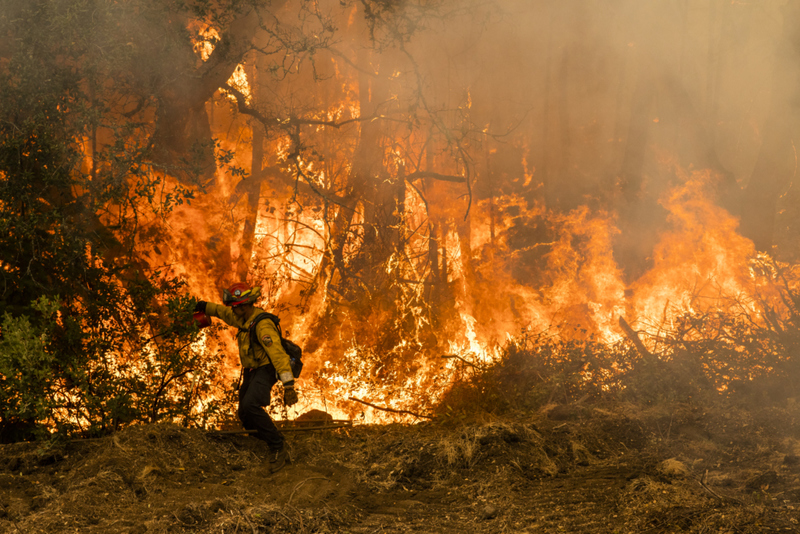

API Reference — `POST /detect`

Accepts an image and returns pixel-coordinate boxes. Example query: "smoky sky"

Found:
[408,1,783,198]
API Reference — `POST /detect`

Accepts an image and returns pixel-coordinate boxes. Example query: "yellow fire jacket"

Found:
[205,303,295,384]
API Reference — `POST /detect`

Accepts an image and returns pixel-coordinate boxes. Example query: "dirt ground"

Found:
[1,399,800,533]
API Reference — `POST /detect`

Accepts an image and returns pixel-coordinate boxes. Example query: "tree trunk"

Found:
[150,9,261,182]
[348,33,403,290]
[235,118,264,282]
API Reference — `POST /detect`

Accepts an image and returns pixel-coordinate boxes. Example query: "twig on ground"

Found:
[348,397,434,420]
[285,504,306,531]
[171,512,193,527]
[276,509,293,525]
[239,512,257,534]
[288,477,329,505]
[698,470,744,504]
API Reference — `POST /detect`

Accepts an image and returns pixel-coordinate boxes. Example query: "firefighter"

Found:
[194,282,298,472]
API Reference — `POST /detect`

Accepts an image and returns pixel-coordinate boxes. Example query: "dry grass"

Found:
[3,397,800,533]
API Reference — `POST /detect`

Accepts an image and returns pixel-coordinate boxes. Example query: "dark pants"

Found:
[238,365,284,451]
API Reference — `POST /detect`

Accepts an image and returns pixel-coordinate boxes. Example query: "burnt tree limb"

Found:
[618,317,656,363]
[407,171,466,183]
[348,397,434,420]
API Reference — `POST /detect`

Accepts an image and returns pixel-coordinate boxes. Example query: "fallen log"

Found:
[348,397,434,420]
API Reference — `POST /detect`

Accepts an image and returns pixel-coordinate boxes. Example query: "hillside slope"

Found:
[2,400,799,533]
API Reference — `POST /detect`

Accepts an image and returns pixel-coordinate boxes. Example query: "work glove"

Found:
[283,384,298,407]
[194,300,207,313]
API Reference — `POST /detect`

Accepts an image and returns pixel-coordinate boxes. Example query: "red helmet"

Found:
[222,282,261,307]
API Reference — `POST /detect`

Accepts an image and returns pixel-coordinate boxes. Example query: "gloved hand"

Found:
[194,300,207,313]
[283,384,298,407]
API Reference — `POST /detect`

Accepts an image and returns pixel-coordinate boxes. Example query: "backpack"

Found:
[242,312,304,379]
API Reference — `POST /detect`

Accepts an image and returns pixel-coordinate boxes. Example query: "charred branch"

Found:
[224,84,400,131]
[698,470,744,504]
[348,396,434,420]
[407,171,466,183]
[442,353,486,371]
[327,47,379,77]
[618,317,655,363]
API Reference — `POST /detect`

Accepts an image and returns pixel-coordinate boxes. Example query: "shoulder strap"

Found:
[249,312,282,337]
[238,312,281,335]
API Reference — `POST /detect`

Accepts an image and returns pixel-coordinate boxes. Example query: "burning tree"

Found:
[0,0,248,439]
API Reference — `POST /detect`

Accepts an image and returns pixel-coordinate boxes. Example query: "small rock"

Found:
[658,458,690,478]
[783,454,799,466]
[480,504,498,520]
[571,441,593,466]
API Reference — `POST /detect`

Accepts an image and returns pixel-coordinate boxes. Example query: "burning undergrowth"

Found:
[100,165,800,430]
[435,267,800,423]
[270,167,799,424]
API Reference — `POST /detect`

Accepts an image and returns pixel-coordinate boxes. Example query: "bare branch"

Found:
[348,396,434,420]
[618,317,656,362]
[326,47,379,77]
[407,171,466,183]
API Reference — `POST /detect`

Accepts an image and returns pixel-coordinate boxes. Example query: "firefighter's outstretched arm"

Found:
[200,301,241,328]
